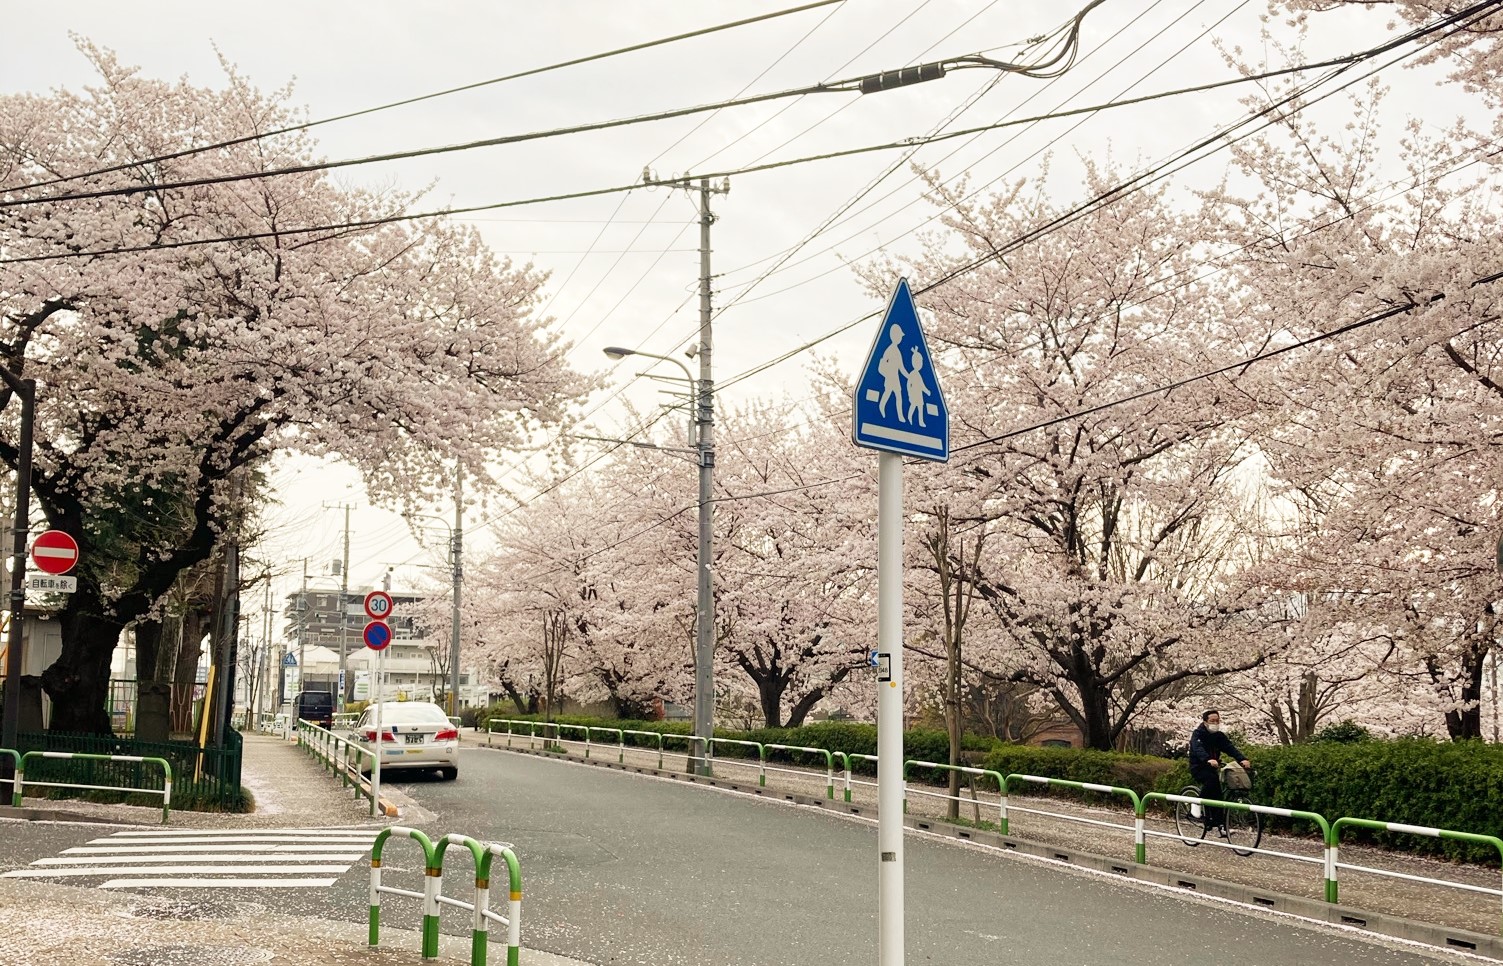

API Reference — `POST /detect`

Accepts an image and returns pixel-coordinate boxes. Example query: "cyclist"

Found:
[1188,710,1250,833]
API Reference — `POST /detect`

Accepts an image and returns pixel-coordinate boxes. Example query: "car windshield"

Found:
[369,703,449,726]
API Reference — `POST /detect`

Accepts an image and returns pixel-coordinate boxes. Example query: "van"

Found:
[293,691,335,729]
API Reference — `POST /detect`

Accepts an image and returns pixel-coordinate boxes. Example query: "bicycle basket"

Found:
[1221,761,1251,790]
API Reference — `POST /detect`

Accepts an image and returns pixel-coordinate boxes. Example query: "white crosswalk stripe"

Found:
[4,827,380,890]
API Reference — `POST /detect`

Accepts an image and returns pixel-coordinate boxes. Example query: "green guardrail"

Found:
[1331,817,1503,932]
[1139,791,1332,881]
[902,760,1006,825]
[370,827,524,964]
[370,827,440,958]
[998,772,1141,840]
[297,719,379,815]
[708,738,764,785]
[0,748,18,792]
[14,750,173,823]
[765,744,836,800]
[434,833,525,966]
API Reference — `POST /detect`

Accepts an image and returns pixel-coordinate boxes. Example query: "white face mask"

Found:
[1206,722,1222,733]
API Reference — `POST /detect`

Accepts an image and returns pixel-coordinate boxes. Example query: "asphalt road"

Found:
[0,747,1477,965]
[387,746,1469,966]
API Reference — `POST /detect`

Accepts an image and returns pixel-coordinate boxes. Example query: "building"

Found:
[279,589,483,708]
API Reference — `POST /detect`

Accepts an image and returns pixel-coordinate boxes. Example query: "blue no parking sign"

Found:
[363,620,392,651]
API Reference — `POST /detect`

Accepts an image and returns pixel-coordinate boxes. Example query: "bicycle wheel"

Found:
[1223,794,1263,856]
[1173,785,1207,846]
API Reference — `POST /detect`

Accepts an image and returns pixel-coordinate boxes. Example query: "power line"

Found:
[0,29,1427,269]
[1,45,1082,212]
[711,0,1207,297]
[954,267,1503,452]
[11,0,849,195]
[712,0,1503,393]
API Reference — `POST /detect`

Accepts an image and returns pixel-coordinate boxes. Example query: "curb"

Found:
[0,803,150,826]
[481,741,1503,961]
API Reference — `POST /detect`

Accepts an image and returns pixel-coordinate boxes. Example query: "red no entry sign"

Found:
[30,530,79,576]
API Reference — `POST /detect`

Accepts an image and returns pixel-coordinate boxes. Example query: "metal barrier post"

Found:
[1001,773,1142,846]
[15,751,173,822]
[479,843,524,966]
[709,738,766,786]
[766,744,836,800]
[903,761,1006,829]
[369,827,440,958]
[831,752,851,803]
[1331,817,1503,931]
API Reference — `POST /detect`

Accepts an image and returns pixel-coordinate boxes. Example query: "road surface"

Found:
[0,745,1478,965]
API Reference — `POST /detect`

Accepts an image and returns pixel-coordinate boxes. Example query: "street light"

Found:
[602,345,714,775]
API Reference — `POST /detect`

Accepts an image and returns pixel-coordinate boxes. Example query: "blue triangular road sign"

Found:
[852,278,949,461]
[282,652,298,667]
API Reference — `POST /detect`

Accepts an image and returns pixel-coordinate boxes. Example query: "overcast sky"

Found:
[7,1,1460,647]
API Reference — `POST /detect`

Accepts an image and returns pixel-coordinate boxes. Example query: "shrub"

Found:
[1309,720,1374,744]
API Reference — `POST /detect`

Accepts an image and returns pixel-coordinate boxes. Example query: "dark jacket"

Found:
[1188,723,1243,772]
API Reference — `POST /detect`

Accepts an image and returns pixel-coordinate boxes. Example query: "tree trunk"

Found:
[132,620,173,740]
[1078,681,1116,752]
[171,610,207,734]
[756,672,788,729]
[39,604,120,735]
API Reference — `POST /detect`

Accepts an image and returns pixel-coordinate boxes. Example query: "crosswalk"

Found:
[2,827,380,889]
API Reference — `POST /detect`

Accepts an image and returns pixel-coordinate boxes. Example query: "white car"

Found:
[354,701,460,780]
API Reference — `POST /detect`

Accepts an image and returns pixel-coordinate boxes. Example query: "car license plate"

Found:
[404,733,424,745]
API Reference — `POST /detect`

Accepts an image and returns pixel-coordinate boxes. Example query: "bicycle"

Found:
[1172,762,1262,857]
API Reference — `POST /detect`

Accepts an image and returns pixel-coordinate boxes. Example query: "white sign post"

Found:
[851,278,949,966]
[364,591,395,818]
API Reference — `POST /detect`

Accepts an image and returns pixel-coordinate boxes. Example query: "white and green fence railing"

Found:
[296,719,380,816]
[368,826,523,965]
[484,719,707,773]
[1328,817,1503,932]
[0,748,172,823]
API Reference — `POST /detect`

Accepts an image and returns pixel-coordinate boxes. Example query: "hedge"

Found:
[478,711,1000,768]
[1154,739,1503,861]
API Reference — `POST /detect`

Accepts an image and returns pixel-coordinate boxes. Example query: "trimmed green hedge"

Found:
[1154,739,1503,861]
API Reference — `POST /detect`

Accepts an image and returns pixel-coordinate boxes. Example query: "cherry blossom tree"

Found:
[0,47,588,733]
[869,164,1287,751]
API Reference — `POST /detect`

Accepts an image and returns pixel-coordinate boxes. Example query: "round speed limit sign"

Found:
[364,590,394,620]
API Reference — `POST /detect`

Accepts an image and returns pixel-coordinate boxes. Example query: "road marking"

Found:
[64,844,372,854]
[109,827,376,836]
[7,865,350,877]
[32,853,364,865]
[10,827,376,891]
[85,835,376,845]
[100,877,339,889]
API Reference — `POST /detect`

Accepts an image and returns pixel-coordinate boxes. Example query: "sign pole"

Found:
[853,277,946,966]
[877,450,905,966]
[371,644,382,818]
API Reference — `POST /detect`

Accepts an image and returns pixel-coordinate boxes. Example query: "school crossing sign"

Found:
[852,277,949,462]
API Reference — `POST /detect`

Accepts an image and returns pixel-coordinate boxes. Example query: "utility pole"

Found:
[324,502,355,710]
[449,471,463,716]
[615,171,728,775]
[0,376,35,778]
[297,558,308,696]
[691,176,725,777]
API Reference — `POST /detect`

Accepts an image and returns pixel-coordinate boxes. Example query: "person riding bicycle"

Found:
[1188,710,1250,833]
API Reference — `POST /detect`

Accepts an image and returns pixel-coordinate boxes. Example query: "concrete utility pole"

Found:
[449,471,463,716]
[613,172,728,775]
[324,502,355,710]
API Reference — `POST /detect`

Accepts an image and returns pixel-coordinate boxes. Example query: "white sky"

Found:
[6,1,1460,647]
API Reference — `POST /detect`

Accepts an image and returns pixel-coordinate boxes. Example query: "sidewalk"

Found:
[0,732,587,965]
